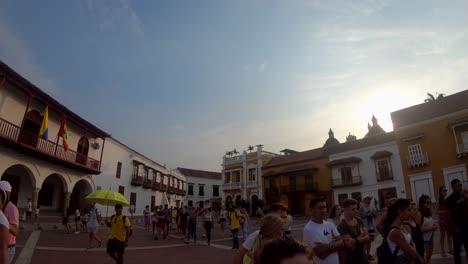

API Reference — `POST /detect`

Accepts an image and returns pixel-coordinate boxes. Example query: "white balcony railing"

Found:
[407,152,429,167]
[246,181,258,189]
[223,155,244,165]
[456,144,468,154]
[222,182,242,190]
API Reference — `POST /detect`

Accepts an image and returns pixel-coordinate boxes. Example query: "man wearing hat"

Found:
[0,181,19,264]
[106,203,131,264]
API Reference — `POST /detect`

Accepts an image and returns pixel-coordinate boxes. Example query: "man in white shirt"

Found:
[232,203,287,264]
[303,197,343,264]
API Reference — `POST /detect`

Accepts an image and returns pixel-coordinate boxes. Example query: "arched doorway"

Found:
[19,110,42,147]
[70,180,93,213]
[1,165,35,206]
[235,194,242,207]
[76,137,89,165]
[38,174,67,212]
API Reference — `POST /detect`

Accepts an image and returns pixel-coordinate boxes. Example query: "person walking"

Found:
[338,199,370,264]
[129,203,135,218]
[303,197,343,264]
[359,195,377,261]
[81,208,88,233]
[437,186,452,257]
[419,195,437,264]
[0,181,18,264]
[87,202,102,249]
[178,206,189,243]
[106,204,131,264]
[163,204,171,238]
[25,198,32,223]
[284,209,293,235]
[240,208,249,240]
[0,189,11,264]
[74,208,81,234]
[228,204,243,250]
[143,205,151,231]
[203,208,214,245]
[404,202,425,263]
[155,206,166,240]
[187,207,198,244]
[446,179,468,264]
[219,206,228,235]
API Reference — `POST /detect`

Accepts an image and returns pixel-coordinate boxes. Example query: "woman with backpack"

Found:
[381,199,425,264]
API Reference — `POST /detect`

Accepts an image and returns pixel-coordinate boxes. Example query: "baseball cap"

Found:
[0,181,12,192]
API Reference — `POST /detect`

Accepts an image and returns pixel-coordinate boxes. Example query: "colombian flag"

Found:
[39,106,49,140]
[59,115,69,151]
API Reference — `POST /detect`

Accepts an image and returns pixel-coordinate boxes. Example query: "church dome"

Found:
[324,129,340,147]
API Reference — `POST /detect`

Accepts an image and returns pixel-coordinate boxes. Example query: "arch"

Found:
[235,194,243,204]
[38,173,68,211]
[19,110,42,147]
[1,164,37,206]
[76,137,89,165]
[70,179,93,213]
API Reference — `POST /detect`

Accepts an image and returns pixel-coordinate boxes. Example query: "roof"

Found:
[391,90,468,129]
[281,164,318,174]
[264,147,325,168]
[0,60,109,138]
[327,132,395,154]
[370,150,393,160]
[176,167,222,180]
[327,156,362,167]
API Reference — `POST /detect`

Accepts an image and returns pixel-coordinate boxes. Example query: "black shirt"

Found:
[445,192,468,227]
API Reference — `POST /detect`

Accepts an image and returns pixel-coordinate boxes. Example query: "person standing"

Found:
[404,202,425,263]
[187,207,198,243]
[303,197,343,264]
[0,181,18,264]
[437,186,452,257]
[243,215,285,263]
[143,206,151,231]
[326,205,342,228]
[445,179,468,264]
[419,195,436,264]
[178,206,189,243]
[87,202,102,249]
[74,208,81,234]
[228,204,243,249]
[203,208,214,245]
[163,204,171,238]
[129,203,135,218]
[25,198,32,223]
[284,209,293,235]
[240,208,249,239]
[359,195,377,261]
[0,189,11,264]
[338,199,370,264]
[155,206,166,240]
[219,206,228,235]
[106,204,130,264]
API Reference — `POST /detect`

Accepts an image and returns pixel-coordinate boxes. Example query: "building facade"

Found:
[391,90,468,202]
[176,167,222,209]
[221,146,278,212]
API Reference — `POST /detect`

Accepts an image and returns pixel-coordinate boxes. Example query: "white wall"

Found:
[183,175,223,208]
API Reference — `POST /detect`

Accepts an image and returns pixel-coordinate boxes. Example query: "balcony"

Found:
[0,117,101,174]
[160,184,168,191]
[280,184,316,193]
[131,176,143,186]
[222,182,242,190]
[143,179,152,189]
[456,143,468,157]
[152,182,161,191]
[332,176,362,188]
[377,172,394,182]
[407,153,429,168]
[246,181,258,189]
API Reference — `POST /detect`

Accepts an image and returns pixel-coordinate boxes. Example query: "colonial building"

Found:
[391,90,468,202]
[0,60,109,216]
[221,146,278,212]
[262,130,339,215]
[97,138,186,215]
[176,167,222,209]
[328,117,406,208]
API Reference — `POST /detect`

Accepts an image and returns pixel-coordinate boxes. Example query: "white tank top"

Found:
[388,228,412,256]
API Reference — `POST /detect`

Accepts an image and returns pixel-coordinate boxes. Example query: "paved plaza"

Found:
[11,216,464,264]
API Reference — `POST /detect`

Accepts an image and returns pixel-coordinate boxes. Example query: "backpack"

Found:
[111,215,133,237]
[377,227,400,264]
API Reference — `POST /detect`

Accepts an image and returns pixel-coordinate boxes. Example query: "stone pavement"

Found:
[13,216,464,263]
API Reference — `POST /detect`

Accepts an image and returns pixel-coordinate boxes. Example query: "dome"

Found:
[324,129,340,147]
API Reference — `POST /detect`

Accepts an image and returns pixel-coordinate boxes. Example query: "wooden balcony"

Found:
[143,179,152,189]
[332,176,362,188]
[0,117,100,174]
[131,176,143,186]
[280,184,316,193]
[160,184,168,191]
[152,182,161,191]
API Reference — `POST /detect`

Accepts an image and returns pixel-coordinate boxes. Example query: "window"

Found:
[188,184,194,195]
[118,185,125,195]
[132,164,138,178]
[338,193,348,205]
[248,168,256,181]
[130,192,136,206]
[305,176,313,188]
[199,185,205,196]
[224,173,231,183]
[376,159,392,180]
[340,167,353,184]
[116,162,122,179]
[213,185,220,197]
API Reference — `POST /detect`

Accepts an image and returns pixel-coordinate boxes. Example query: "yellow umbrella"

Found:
[85,189,129,218]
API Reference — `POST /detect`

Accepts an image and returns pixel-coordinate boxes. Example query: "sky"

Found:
[1,0,468,171]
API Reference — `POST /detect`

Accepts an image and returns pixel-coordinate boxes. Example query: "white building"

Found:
[96,138,186,216]
[328,118,406,208]
[175,167,222,209]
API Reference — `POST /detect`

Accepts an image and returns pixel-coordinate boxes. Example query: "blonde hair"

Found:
[248,214,285,263]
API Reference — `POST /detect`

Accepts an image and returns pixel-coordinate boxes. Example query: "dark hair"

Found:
[309,197,326,208]
[328,205,340,219]
[342,199,358,208]
[259,237,308,264]
[382,198,411,236]
[418,195,432,217]
[438,186,446,208]
[0,189,6,206]
[265,203,287,214]
[451,179,461,188]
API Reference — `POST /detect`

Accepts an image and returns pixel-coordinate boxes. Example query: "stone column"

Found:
[63,192,71,216]
[32,187,40,215]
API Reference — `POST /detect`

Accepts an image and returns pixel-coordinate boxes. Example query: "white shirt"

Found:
[0,211,10,229]
[242,230,260,250]
[422,216,434,241]
[303,220,340,264]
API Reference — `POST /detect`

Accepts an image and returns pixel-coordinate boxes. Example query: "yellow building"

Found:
[262,130,338,215]
[391,90,468,202]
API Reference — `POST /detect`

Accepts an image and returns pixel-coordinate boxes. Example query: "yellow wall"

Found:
[394,112,468,200]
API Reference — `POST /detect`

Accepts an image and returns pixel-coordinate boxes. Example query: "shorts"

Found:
[26,211,32,217]
[107,238,125,256]
[368,229,376,240]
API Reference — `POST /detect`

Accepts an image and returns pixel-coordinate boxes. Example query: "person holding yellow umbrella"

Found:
[85,189,130,219]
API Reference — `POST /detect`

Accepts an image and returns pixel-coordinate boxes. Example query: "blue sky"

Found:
[1,0,468,171]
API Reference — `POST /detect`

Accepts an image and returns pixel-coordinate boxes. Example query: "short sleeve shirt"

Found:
[229,210,243,229]
[4,201,18,245]
[303,220,340,264]
[109,215,131,241]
